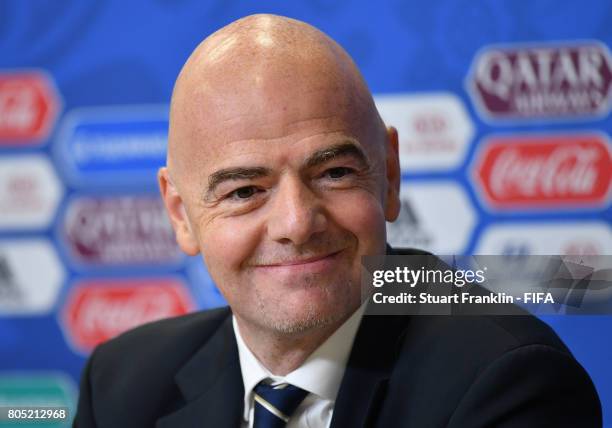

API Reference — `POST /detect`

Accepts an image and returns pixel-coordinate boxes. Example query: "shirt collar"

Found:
[233,303,367,421]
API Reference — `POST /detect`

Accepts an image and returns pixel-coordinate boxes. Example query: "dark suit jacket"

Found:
[74,248,602,427]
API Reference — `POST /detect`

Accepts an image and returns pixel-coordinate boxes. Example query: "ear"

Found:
[384,126,401,222]
[158,167,200,256]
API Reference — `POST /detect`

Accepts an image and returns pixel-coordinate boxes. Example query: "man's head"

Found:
[159,14,400,336]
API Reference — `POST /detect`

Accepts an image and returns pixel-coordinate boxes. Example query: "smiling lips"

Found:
[255,249,344,274]
[266,250,342,266]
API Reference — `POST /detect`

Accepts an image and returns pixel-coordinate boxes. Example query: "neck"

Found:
[235,315,349,376]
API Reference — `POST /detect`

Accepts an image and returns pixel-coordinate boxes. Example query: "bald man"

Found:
[74,15,601,428]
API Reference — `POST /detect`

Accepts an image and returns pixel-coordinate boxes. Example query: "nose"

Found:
[266,174,327,246]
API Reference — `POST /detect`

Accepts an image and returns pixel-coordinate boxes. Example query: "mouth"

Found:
[264,250,344,267]
[253,249,345,275]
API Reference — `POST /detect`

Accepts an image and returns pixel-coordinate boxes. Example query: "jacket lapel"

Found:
[330,314,407,428]
[331,244,408,427]
[156,314,244,428]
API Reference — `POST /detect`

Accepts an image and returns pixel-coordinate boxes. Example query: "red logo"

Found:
[474,134,612,209]
[0,71,61,143]
[61,279,193,353]
[468,42,612,119]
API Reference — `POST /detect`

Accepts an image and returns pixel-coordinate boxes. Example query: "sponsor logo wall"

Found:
[0,155,62,229]
[374,93,474,171]
[0,71,61,144]
[1,1,611,423]
[386,181,476,254]
[472,133,612,209]
[467,42,612,120]
[60,195,183,268]
[60,279,193,354]
[0,240,65,316]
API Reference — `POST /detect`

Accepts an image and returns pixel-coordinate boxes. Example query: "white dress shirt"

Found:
[233,304,366,428]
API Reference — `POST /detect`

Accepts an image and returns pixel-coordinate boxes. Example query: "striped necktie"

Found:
[253,382,309,428]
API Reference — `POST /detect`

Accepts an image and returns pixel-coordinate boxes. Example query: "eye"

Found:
[229,186,260,200]
[325,167,354,179]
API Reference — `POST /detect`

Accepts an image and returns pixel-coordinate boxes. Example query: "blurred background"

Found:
[0,0,610,425]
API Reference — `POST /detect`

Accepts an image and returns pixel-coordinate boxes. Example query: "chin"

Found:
[258,288,360,335]
[265,312,336,335]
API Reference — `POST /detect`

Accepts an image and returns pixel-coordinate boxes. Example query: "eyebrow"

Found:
[304,142,370,170]
[206,141,370,196]
[207,166,271,196]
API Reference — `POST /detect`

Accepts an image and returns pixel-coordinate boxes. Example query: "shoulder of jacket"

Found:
[90,306,232,373]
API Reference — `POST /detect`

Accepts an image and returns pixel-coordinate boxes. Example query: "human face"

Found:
[160,67,400,336]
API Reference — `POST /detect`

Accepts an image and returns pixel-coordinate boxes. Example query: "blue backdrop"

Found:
[0,1,610,425]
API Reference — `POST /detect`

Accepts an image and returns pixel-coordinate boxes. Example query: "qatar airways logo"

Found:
[473,134,612,209]
[62,195,182,267]
[468,42,612,120]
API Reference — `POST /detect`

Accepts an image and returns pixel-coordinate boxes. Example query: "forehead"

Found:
[167,30,382,186]
[198,66,366,138]
[199,118,367,178]
[175,77,376,173]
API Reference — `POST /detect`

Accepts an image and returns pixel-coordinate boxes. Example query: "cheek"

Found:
[199,217,262,281]
[328,192,387,252]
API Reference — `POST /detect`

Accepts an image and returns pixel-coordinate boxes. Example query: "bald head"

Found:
[167,14,386,186]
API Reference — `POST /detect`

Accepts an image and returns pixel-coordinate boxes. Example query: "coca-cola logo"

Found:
[0,71,61,144]
[61,279,193,353]
[63,196,182,266]
[474,134,612,209]
[468,42,612,120]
